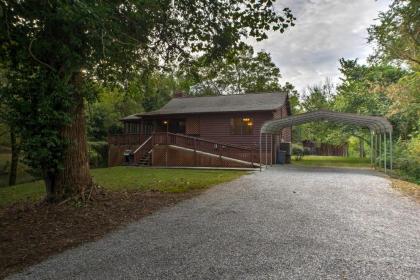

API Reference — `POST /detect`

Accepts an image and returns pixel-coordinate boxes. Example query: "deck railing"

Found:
[109,132,261,166]
[152,132,258,165]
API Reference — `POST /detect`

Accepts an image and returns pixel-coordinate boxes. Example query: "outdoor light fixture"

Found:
[163,120,168,124]
[247,122,253,126]
[242,117,250,122]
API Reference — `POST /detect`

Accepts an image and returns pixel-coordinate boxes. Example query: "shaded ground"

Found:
[7,166,420,280]
[0,168,245,279]
[0,190,202,279]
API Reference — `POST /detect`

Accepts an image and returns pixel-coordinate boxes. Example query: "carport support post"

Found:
[265,133,268,167]
[376,134,379,166]
[259,133,262,172]
[270,134,273,166]
[390,131,393,171]
[384,132,387,174]
[370,132,373,166]
[379,133,382,169]
[376,133,379,167]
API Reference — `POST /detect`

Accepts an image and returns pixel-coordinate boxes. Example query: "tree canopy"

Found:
[188,44,283,95]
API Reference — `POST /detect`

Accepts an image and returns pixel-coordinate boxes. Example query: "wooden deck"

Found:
[108,133,271,167]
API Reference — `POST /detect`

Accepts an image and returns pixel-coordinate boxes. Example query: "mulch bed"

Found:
[0,189,201,279]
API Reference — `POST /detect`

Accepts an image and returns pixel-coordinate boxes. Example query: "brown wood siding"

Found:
[186,116,200,135]
[198,111,273,149]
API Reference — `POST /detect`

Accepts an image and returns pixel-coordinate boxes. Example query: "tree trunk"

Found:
[45,73,92,202]
[8,128,19,186]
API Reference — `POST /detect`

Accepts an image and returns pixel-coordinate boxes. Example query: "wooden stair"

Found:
[138,151,152,166]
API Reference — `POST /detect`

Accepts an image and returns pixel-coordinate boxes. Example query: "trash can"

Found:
[279,143,291,155]
[276,150,286,164]
[279,143,292,164]
[123,149,134,164]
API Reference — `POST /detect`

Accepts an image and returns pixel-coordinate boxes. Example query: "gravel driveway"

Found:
[8,166,420,280]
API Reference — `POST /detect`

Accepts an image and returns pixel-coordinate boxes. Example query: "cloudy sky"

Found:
[250,0,391,92]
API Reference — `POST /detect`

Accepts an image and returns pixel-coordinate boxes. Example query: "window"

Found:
[230,117,254,135]
[126,122,139,134]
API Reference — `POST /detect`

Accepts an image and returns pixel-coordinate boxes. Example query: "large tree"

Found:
[367,0,419,140]
[188,44,283,95]
[368,0,419,67]
[0,1,295,201]
[334,59,411,139]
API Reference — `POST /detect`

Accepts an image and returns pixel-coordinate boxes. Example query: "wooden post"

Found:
[165,145,168,167]
[141,120,144,135]
[194,138,197,166]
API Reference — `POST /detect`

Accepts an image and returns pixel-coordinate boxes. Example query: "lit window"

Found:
[231,117,254,135]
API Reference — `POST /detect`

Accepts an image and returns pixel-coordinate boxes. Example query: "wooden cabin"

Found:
[108,92,292,168]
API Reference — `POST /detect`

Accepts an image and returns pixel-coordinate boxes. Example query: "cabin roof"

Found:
[122,92,287,120]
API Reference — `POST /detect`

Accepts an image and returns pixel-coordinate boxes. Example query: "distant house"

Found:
[108,92,291,168]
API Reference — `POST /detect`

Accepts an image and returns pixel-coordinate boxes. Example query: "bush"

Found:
[88,141,108,168]
[394,135,420,183]
[303,147,311,155]
[292,144,304,161]
[292,147,303,156]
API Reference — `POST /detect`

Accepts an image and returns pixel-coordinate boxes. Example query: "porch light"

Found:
[163,120,168,124]
[242,117,250,122]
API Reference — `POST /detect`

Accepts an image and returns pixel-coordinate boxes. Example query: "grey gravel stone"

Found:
[7,166,420,280]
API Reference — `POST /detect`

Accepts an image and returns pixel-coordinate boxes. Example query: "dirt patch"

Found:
[0,189,201,279]
[391,178,420,202]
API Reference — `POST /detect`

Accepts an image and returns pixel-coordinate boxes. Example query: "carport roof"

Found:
[261,109,392,134]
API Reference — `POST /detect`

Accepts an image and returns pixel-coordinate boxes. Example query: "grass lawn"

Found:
[292,155,371,168]
[0,167,247,207]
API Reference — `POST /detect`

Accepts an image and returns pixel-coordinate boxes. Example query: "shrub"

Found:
[88,141,108,168]
[292,147,303,156]
[394,135,420,183]
[303,147,311,155]
[292,144,304,161]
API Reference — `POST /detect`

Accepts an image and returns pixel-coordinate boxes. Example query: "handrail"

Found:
[154,132,253,151]
[133,136,152,154]
[152,132,258,166]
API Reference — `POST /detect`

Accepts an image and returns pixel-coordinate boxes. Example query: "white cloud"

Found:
[249,0,391,92]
